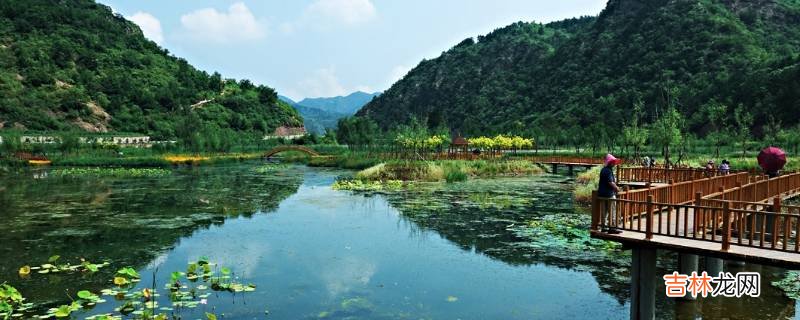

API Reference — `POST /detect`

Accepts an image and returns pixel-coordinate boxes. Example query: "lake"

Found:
[0,164,797,319]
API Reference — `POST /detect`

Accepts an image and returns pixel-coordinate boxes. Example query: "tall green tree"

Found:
[650,108,684,167]
[702,100,729,158]
[622,101,648,158]
[733,105,754,159]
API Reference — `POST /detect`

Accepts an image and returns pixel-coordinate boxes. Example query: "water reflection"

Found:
[0,165,796,319]
[0,164,303,305]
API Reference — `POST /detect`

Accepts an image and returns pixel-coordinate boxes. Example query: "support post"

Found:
[630,247,657,320]
[568,164,574,176]
[646,195,654,240]
[694,192,703,237]
[722,202,731,252]
[771,197,781,245]
[704,257,723,275]
[552,163,557,174]
[678,253,699,301]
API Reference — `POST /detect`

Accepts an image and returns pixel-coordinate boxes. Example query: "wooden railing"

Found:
[616,167,736,184]
[527,156,606,165]
[705,173,800,203]
[616,172,749,205]
[592,171,800,254]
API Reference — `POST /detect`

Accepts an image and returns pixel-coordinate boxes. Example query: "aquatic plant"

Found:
[254,163,289,173]
[50,167,171,178]
[0,283,33,320]
[773,271,800,300]
[20,255,109,276]
[332,178,404,192]
[9,257,255,319]
[354,160,543,183]
[573,166,601,204]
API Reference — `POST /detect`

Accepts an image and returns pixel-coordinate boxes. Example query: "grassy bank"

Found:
[354,160,545,183]
[574,166,601,204]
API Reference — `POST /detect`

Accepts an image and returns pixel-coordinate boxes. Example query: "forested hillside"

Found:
[358,0,800,143]
[0,0,302,139]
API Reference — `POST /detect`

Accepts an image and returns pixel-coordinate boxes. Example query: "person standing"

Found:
[719,160,730,175]
[599,154,623,234]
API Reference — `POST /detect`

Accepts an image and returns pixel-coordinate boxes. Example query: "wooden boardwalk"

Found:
[591,170,800,268]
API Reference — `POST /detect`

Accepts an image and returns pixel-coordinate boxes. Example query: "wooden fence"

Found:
[592,172,800,254]
[526,156,606,165]
[616,172,750,205]
[616,167,736,184]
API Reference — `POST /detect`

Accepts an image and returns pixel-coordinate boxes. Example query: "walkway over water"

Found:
[526,156,603,174]
[592,171,800,267]
[590,169,800,319]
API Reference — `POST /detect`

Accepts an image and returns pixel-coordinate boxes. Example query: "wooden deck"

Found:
[592,229,800,268]
[591,170,800,268]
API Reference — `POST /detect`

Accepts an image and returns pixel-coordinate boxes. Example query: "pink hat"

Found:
[605,154,621,166]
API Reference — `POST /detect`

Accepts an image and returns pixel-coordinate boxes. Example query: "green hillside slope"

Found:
[358,0,800,139]
[0,0,301,138]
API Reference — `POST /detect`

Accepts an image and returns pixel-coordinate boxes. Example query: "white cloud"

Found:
[306,0,377,27]
[294,67,372,98]
[129,12,164,44]
[180,2,265,43]
[279,0,376,35]
[298,67,348,98]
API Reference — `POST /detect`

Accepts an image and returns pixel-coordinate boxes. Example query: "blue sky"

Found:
[102,0,608,101]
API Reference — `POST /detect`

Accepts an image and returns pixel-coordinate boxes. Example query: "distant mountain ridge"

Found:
[298,91,381,115]
[281,91,380,134]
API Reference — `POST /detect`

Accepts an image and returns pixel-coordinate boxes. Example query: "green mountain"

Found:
[292,104,349,135]
[280,92,378,134]
[0,0,301,138]
[358,0,800,139]
[299,91,380,115]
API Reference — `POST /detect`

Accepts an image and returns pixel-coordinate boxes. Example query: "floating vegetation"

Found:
[773,271,800,300]
[508,214,621,252]
[332,178,404,192]
[354,160,544,183]
[21,255,109,276]
[254,163,289,173]
[8,256,252,320]
[50,168,171,178]
[0,283,34,319]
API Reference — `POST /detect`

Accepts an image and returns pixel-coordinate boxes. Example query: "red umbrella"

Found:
[758,146,787,173]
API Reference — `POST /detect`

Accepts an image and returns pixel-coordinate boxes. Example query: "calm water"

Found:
[0,164,797,319]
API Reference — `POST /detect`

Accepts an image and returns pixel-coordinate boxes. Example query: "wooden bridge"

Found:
[592,171,800,266]
[590,169,800,319]
[263,145,321,158]
[527,156,605,174]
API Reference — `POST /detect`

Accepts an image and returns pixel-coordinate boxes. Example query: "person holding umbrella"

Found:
[758,147,787,178]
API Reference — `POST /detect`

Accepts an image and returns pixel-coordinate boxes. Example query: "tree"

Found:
[650,108,684,167]
[702,100,728,158]
[762,115,783,147]
[58,131,81,155]
[336,116,379,148]
[0,131,22,156]
[733,105,754,159]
